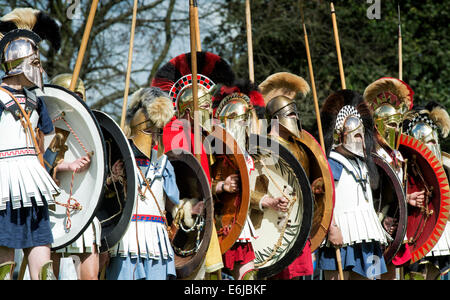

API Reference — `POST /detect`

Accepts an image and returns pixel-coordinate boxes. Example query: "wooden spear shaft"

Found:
[194,1,202,52]
[300,3,325,151]
[330,2,346,90]
[119,0,139,130]
[190,0,201,162]
[245,0,255,83]
[330,1,345,281]
[70,0,99,92]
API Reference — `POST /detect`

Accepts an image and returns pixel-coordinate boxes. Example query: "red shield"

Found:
[399,134,450,263]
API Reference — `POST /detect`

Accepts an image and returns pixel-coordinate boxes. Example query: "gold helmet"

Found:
[363,77,414,150]
[259,72,310,138]
[173,75,213,132]
[50,73,86,101]
[124,87,174,158]
[151,52,236,133]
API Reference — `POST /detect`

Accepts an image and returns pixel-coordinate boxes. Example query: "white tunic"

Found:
[329,151,388,247]
[56,217,101,254]
[110,152,174,260]
[0,88,59,210]
[426,221,450,257]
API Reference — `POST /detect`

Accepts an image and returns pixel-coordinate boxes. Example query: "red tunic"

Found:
[271,240,314,279]
[162,116,211,184]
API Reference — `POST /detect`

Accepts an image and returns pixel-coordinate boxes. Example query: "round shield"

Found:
[399,134,450,263]
[92,110,138,253]
[294,130,335,252]
[165,149,213,278]
[32,85,107,250]
[247,134,314,279]
[371,153,407,264]
[204,125,251,254]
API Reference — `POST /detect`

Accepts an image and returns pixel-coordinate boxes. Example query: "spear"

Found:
[299,1,325,151]
[398,3,403,81]
[119,0,139,130]
[245,0,255,83]
[70,0,99,92]
[189,0,201,162]
[194,0,201,51]
[329,1,346,280]
[330,2,346,90]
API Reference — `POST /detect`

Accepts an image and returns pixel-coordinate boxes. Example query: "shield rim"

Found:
[294,129,335,252]
[92,110,138,253]
[371,152,407,264]
[248,134,314,279]
[31,84,107,250]
[205,125,251,254]
[166,149,213,278]
[399,134,450,263]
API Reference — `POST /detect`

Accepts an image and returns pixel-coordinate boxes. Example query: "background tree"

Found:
[1,1,448,148]
[202,0,450,148]
[0,0,221,118]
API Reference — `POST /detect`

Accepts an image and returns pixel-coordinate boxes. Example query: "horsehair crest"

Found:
[335,105,361,133]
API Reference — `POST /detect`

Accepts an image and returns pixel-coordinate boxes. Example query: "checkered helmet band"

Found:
[335,105,362,133]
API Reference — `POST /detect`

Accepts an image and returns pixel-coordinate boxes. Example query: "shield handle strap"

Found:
[0,87,44,166]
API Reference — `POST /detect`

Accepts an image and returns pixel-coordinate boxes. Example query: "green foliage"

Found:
[203,0,450,149]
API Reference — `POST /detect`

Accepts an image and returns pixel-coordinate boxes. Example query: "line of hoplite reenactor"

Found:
[0,7,449,281]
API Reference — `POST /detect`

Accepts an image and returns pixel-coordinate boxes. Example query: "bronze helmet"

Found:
[50,73,86,101]
[259,72,310,138]
[124,87,174,158]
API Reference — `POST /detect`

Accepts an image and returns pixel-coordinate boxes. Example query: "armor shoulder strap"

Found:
[329,151,362,180]
[23,88,38,111]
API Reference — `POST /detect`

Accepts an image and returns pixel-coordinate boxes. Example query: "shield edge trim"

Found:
[296,129,335,253]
